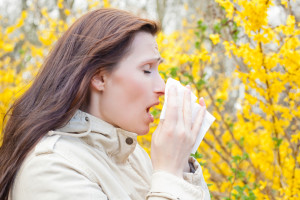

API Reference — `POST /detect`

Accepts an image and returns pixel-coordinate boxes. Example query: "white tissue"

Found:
[160,78,215,153]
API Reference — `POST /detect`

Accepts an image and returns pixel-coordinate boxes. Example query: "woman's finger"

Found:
[164,86,178,127]
[199,97,206,107]
[183,88,192,130]
[191,105,206,139]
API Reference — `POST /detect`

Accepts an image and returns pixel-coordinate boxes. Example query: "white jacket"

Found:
[9,110,210,200]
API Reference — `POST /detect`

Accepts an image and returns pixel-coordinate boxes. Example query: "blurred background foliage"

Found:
[0,0,299,199]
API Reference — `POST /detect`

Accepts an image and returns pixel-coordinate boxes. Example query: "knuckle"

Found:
[187,131,196,143]
[164,126,174,137]
[176,127,186,138]
[168,102,178,109]
[188,134,195,144]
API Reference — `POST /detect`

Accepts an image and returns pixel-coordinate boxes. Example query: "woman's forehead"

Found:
[124,32,160,61]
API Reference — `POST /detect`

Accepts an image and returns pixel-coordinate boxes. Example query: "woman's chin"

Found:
[135,126,150,136]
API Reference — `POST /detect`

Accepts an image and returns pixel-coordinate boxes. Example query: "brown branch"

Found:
[210,127,231,157]
[203,138,232,169]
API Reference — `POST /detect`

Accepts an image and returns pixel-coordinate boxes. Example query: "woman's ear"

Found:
[90,72,107,92]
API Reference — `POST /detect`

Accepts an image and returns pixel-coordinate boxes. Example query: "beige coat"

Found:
[9,110,210,200]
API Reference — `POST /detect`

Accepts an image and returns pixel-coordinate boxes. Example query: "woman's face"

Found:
[89,31,165,135]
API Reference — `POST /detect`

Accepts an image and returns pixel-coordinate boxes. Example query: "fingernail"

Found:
[199,97,206,107]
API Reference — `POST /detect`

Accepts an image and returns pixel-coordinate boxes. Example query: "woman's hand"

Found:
[151,85,206,178]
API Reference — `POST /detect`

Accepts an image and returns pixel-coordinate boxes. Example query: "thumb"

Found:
[199,97,206,107]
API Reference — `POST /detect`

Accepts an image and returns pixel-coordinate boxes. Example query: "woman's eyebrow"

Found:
[158,57,164,64]
[140,57,164,65]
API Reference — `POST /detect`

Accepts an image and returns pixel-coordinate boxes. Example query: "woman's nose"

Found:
[154,74,165,97]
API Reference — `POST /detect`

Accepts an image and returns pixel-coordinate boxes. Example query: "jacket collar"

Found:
[51,109,138,163]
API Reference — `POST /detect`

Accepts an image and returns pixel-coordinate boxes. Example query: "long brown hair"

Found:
[0,8,160,199]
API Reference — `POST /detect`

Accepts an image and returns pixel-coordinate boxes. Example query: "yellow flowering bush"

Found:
[142,0,299,199]
[1,0,299,199]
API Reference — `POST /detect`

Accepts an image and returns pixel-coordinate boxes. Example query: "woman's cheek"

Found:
[121,75,146,101]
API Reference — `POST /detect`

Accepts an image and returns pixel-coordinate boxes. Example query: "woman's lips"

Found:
[147,112,154,122]
[146,102,159,123]
[146,107,154,122]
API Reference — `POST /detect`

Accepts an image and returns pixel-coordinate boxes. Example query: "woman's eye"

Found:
[143,64,151,74]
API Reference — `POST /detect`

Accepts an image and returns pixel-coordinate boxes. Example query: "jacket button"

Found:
[85,116,89,122]
[126,137,133,145]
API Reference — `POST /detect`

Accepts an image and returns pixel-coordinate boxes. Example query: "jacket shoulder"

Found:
[12,142,108,200]
[34,134,62,155]
[29,134,102,183]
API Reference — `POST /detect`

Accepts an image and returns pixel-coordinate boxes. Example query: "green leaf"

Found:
[231,167,236,173]
[272,137,283,148]
[237,170,246,179]
[214,23,221,33]
[233,33,239,42]
[242,152,249,160]
[221,18,229,25]
[25,56,32,62]
[232,155,242,164]
[183,72,193,82]
[233,185,245,194]
[248,191,256,200]
[191,151,203,159]
[232,22,240,42]
[200,25,207,32]
[229,123,234,132]
[169,67,178,78]
[216,98,224,105]
[195,41,200,49]
[151,109,160,118]
[233,193,240,199]
[196,79,206,89]
[239,136,244,146]
[19,49,25,55]
[159,71,167,79]
[197,20,203,27]
[197,20,207,32]
[226,141,233,149]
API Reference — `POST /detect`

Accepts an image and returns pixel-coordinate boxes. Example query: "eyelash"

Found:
[143,64,152,74]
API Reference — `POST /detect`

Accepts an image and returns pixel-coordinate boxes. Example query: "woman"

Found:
[0,8,210,200]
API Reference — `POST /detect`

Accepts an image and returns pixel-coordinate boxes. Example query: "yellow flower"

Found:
[281,0,288,8]
[3,44,14,52]
[215,0,234,18]
[5,26,15,34]
[209,34,220,45]
[103,0,110,8]
[57,0,64,8]
[64,9,71,16]
[291,133,300,143]
[259,180,267,190]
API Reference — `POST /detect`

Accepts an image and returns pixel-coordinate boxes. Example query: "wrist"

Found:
[183,159,190,172]
[153,167,183,179]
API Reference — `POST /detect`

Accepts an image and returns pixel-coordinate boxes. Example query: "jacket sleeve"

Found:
[11,153,108,200]
[146,157,210,200]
